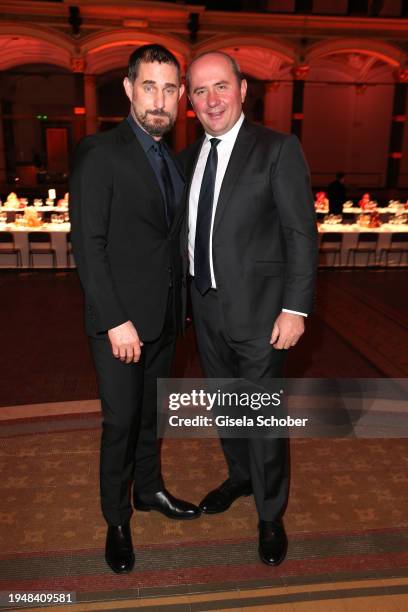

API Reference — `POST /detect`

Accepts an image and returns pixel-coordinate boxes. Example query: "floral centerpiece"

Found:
[358,193,377,211]
[4,192,25,208]
[23,208,42,227]
[368,210,381,228]
[314,191,328,211]
[357,214,371,227]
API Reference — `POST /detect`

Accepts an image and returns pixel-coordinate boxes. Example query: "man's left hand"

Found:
[270,312,305,350]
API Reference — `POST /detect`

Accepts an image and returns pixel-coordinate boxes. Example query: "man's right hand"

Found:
[108,321,143,364]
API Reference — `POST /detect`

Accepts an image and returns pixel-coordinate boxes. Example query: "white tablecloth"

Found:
[1,223,407,268]
[0,223,72,268]
[0,205,68,213]
[319,224,408,265]
[316,206,400,215]
[341,207,399,215]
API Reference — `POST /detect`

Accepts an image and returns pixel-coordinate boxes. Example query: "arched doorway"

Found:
[1,63,77,188]
[303,42,401,189]
[0,29,74,188]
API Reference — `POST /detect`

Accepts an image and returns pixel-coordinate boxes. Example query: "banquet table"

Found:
[0,205,68,213]
[316,206,402,215]
[0,222,407,269]
[319,223,408,266]
[341,207,400,215]
[0,223,72,268]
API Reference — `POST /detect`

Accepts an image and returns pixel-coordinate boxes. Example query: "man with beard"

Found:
[69,44,200,575]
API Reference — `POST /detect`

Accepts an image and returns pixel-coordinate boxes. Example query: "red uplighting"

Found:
[292,113,304,120]
[186,110,196,118]
[392,115,406,122]
[74,107,86,115]
[389,152,403,159]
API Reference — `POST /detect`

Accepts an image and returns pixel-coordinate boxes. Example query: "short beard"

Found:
[134,108,175,137]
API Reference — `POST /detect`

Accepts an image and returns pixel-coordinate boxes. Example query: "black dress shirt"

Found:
[127,114,184,214]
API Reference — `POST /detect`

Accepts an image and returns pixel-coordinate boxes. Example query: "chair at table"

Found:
[379,233,408,266]
[319,232,343,267]
[346,232,379,267]
[66,232,74,267]
[28,232,57,268]
[0,231,22,268]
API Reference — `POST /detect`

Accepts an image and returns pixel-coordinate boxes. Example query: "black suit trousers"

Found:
[191,282,290,521]
[89,289,176,526]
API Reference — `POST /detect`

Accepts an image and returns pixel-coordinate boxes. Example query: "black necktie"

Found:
[155,142,176,227]
[194,137,220,295]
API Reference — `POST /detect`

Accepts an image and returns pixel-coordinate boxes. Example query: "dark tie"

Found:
[194,138,220,295]
[154,142,176,227]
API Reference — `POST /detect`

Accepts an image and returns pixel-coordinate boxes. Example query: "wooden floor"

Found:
[1,268,405,408]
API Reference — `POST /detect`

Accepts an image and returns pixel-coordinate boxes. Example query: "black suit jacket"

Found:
[69,119,185,340]
[178,119,318,341]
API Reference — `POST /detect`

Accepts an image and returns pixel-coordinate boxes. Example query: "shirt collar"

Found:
[204,112,245,145]
[127,113,158,153]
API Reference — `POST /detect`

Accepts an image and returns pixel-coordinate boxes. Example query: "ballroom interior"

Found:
[0,1,407,611]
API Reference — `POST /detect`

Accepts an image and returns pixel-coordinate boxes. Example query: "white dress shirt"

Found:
[188,113,306,317]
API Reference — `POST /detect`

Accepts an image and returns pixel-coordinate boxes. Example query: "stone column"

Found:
[291,64,309,140]
[0,103,7,187]
[71,57,86,146]
[263,82,280,130]
[174,63,188,152]
[84,74,98,135]
[386,68,408,189]
[1,99,14,185]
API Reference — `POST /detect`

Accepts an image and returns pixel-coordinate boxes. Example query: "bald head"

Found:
[186,51,242,93]
[187,51,247,136]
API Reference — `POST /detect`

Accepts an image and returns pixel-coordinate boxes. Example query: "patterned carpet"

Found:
[1,269,407,609]
[1,414,408,606]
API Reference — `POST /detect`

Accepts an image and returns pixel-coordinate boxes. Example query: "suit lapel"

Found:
[118,120,168,232]
[168,146,185,185]
[182,136,206,242]
[163,143,186,235]
[213,121,256,234]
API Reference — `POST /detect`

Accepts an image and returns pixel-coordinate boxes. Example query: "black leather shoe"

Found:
[258,519,288,566]
[105,523,135,574]
[199,479,252,514]
[133,489,200,520]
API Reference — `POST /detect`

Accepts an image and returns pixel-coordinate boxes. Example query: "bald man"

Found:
[179,52,317,566]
